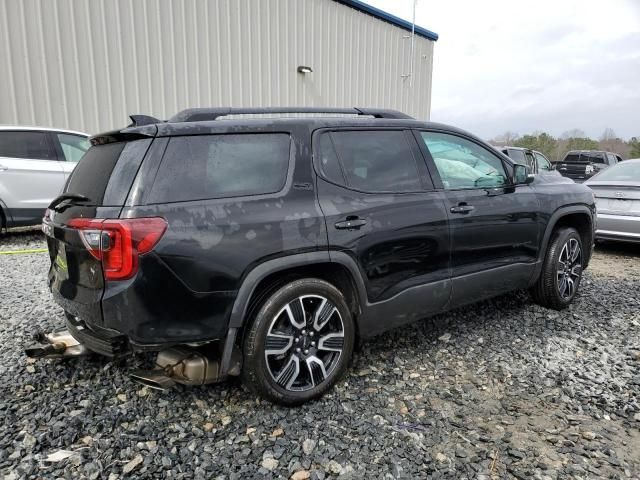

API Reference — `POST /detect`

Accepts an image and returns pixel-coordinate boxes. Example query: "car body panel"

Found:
[585,160,640,242]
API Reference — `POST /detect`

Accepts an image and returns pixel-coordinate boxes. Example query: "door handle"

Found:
[0,165,8,171]
[335,216,367,230]
[450,203,475,214]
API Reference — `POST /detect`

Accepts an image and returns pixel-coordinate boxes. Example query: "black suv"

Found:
[31,107,596,405]
[555,150,622,182]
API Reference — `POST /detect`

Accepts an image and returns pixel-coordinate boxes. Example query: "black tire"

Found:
[241,278,355,406]
[530,227,583,310]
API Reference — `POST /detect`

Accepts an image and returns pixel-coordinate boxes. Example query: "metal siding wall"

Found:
[0,0,434,134]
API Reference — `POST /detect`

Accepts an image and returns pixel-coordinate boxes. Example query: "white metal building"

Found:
[0,0,438,135]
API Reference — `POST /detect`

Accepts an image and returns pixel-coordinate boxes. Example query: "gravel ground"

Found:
[1,231,639,479]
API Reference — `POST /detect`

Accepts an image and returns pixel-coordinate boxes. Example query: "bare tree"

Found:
[561,129,586,140]
[490,131,519,146]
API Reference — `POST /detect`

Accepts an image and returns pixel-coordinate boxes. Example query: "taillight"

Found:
[67,217,167,280]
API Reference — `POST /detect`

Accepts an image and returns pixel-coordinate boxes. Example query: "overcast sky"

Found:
[363,0,640,141]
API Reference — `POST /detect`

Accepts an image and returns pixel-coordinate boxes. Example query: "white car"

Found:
[0,126,90,229]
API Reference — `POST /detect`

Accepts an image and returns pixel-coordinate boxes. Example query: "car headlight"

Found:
[585,165,594,175]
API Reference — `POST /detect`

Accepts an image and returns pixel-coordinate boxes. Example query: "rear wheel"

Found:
[241,278,355,405]
[531,227,583,309]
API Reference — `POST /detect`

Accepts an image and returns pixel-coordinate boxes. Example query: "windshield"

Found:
[592,162,640,182]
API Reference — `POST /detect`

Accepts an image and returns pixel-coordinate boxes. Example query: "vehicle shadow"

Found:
[594,240,640,258]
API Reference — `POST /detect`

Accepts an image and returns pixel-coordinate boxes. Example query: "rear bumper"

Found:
[595,213,640,243]
[66,314,130,357]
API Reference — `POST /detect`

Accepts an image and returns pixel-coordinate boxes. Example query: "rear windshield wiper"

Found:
[49,193,91,211]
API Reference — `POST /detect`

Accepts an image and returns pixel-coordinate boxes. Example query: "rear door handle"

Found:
[450,204,475,214]
[335,216,367,230]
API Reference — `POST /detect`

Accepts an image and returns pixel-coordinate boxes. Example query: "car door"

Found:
[52,132,91,180]
[315,128,451,335]
[0,130,65,224]
[416,130,541,307]
[534,152,553,173]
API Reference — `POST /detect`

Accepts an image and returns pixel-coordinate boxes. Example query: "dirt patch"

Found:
[588,242,640,279]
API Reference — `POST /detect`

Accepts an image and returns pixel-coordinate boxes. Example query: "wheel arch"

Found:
[532,205,594,283]
[220,251,367,375]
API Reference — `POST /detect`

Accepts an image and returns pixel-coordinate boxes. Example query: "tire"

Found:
[530,227,583,310]
[241,278,355,406]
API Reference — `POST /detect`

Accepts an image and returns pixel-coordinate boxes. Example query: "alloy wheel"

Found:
[557,238,582,300]
[264,295,344,391]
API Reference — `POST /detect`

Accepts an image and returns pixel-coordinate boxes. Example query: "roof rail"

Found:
[168,107,413,123]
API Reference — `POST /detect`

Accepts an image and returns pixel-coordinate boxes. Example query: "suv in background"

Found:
[499,146,556,175]
[0,126,89,230]
[555,150,621,183]
[29,108,595,405]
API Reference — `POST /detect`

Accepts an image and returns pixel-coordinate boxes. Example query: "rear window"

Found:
[0,131,56,160]
[505,149,526,165]
[592,162,640,182]
[563,153,580,162]
[582,152,605,164]
[66,142,126,204]
[147,134,290,204]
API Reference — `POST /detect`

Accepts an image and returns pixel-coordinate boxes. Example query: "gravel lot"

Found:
[1,231,639,479]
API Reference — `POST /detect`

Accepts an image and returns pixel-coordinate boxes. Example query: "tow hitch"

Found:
[25,330,89,359]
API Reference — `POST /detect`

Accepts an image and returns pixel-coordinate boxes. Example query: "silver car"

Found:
[0,126,89,229]
[585,159,640,243]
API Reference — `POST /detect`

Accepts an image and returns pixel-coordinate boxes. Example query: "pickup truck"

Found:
[554,150,621,183]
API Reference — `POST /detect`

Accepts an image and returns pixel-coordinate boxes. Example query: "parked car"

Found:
[498,146,558,175]
[28,107,596,406]
[554,150,621,183]
[0,126,89,230]
[585,158,640,243]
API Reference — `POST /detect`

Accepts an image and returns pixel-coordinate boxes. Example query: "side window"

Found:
[524,152,535,169]
[606,153,617,165]
[317,133,345,185]
[325,130,422,192]
[148,133,290,204]
[0,131,56,160]
[57,133,90,162]
[420,132,508,189]
[535,152,552,171]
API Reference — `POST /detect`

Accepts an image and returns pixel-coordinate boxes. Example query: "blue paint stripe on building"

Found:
[334,0,439,41]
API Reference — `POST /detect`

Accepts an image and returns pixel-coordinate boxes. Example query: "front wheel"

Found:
[531,227,583,309]
[241,278,355,405]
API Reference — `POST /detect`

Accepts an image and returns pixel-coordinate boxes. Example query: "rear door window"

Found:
[147,134,290,204]
[0,131,56,160]
[318,130,422,192]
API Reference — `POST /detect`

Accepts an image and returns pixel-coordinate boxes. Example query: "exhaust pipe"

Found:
[129,370,176,390]
[25,331,89,359]
[129,347,226,390]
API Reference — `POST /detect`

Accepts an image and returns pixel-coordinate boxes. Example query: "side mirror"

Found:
[513,164,534,184]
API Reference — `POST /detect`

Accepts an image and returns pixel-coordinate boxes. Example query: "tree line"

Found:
[490,129,640,162]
